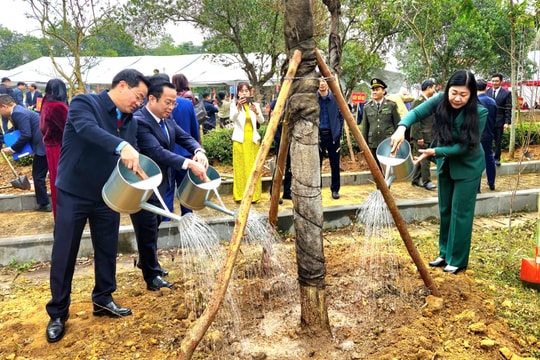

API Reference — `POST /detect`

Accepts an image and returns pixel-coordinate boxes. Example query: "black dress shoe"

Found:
[136,262,169,277]
[495,160,501,166]
[282,193,292,200]
[489,184,495,191]
[46,314,69,343]
[411,179,424,187]
[35,204,52,212]
[424,181,437,191]
[332,191,340,199]
[93,301,132,317]
[443,265,467,275]
[147,276,173,291]
[428,257,446,267]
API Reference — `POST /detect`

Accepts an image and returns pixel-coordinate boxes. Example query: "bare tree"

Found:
[25,0,114,94]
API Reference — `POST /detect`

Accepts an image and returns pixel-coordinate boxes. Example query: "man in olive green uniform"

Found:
[410,80,437,190]
[361,78,401,170]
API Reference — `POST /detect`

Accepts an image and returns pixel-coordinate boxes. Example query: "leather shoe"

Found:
[46,314,69,343]
[443,265,467,275]
[495,160,501,166]
[424,181,437,191]
[137,262,168,277]
[282,192,292,200]
[489,184,495,191]
[428,257,446,267]
[35,204,52,212]
[147,275,173,291]
[332,191,340,199]
[411,180,424,187]
[93,301,132,318]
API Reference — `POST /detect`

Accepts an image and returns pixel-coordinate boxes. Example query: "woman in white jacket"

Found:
[230,82,266,202]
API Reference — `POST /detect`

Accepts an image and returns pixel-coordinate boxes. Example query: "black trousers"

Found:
[46,189,120,319]
[130,197,163,282]
[319,133,341,193]
[32,154,50,206]
[493,126,504,161]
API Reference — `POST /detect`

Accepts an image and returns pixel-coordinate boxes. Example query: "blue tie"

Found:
[159,120,168,140]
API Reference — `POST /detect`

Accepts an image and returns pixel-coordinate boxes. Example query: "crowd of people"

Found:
[0,68,519,343]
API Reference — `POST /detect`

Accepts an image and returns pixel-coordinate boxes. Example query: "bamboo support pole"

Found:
[315,48,441,298]
[178,49,303,360]
[268,110,290,226]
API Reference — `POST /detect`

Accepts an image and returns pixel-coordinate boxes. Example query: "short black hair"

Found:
[421,80,435,91]
[476,79,487,91]
[111,69,151,89]
[147,75,175,100]
[0,94,15,106]
[1,77,10,83]
[17,81,26,86]
[202,92,210,99]
[491,73,504,82]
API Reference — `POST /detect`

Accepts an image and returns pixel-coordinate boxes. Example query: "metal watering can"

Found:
[176,165,235,216]
[376,137,414,187]
[102,154,183,222]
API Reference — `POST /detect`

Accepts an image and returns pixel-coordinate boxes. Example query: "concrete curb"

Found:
[1,188,538,265]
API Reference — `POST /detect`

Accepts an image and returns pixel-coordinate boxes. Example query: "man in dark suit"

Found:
[131,76,208,291]
[477,79,497,191]
[410,80,437,190]
[45,69,150,344]
[0,77,13,135]
[25,83,43,111]
[0,94,50,211]
[485,73,511,166]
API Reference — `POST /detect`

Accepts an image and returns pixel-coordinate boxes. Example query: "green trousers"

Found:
[437,165,481,268]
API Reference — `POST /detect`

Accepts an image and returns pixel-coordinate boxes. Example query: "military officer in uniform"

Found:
[361,78,401,170]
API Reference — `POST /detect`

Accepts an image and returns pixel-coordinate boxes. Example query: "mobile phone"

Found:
[245,96,254,103]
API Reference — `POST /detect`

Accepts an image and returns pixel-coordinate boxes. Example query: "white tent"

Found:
[0,54,251,88]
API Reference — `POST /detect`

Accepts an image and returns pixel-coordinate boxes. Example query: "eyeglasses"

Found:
[128,86,146,104]
[162,99,177,108]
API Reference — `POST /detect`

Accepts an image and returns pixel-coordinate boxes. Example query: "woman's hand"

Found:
[237,96,248,110]
[389,125,407,154]
[249,103,259,116]
[413,148,435,166]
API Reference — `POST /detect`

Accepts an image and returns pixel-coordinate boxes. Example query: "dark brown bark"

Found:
[284,0,331,334]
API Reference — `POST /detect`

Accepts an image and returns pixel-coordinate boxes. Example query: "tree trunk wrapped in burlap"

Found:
[284,0,330,333]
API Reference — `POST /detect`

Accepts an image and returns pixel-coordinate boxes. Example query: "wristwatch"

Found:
[195,148,206,155]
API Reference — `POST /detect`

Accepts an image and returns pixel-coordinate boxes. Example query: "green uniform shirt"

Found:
[361,98,401,149]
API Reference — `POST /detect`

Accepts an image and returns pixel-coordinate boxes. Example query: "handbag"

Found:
[194,101,209,124]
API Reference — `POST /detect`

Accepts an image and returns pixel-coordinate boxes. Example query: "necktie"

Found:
[160,120,168,140]
[493,90,497,99]
[377,103,380,111]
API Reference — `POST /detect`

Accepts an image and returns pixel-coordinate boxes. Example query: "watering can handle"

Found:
[135,168,149,180]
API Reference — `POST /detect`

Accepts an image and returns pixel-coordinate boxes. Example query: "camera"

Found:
[245,96,254,103]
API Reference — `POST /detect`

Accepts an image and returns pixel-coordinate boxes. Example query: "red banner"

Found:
[351,92,366,104]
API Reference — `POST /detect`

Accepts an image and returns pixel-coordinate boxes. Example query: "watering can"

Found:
[177,165,235,216]
[102,154,183,222]
[376,137,414,187]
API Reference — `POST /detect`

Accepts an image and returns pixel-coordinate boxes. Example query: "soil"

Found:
[0,146,539,360]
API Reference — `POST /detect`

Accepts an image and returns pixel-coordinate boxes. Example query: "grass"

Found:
[412,214,540,357]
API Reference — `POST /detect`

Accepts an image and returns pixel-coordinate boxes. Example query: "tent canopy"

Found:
[0,54,252,88]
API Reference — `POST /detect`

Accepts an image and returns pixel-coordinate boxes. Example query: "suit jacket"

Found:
[410,94,435,142]
[477,93,497,143]
[25,90,43,108]
[9,105,46,156]
[56,90,137,201]
[171,96,200,158]
[485,87,511,127]
[12,88,24,106]
[362,97,400,149]
[399,93,487,180]
[134,107,202,196]
[318,90,344,143]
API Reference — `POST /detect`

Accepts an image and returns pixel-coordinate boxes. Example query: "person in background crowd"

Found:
[12,82,26,106]
[361,78,401,171]
[0,77,13,137]
[269,97,292,203]
[410,80,437,191]
[26,83,43,111]
[387,89,415,141]
[45,69,150,344]
[230,81,265,203]
[216,91,231,127]
[39,79,69,219]
[201,91,218,134]
[0,94,50,212]
[162,73,201,217]
[318,73,344,200]
[485,73,511,166]
[476,79,497,192]
[390,70,487,275]
[131,75,208,292]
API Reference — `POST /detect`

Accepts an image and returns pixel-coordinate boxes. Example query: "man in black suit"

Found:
[45,69,150,344]
[0,94,50,211]
[25,83,43,111]
[131,76,208,291]
[485,73,512,166]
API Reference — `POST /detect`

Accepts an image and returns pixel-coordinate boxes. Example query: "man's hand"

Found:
[417,139,425,146]
[503,123,509,131]
[1,147,14,155]
[188,160,208,182]
[120,143,140,173]
[192,151,209,169]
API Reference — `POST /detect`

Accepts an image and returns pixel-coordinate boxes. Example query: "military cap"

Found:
[370,78,387,89]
